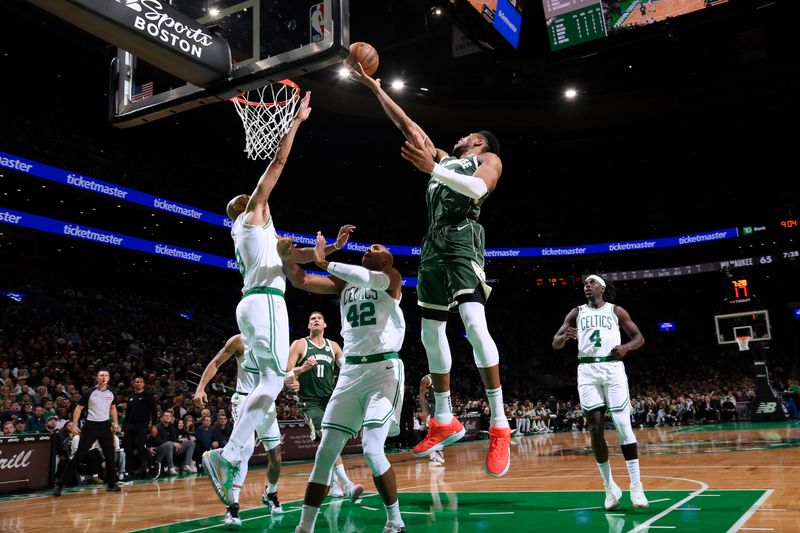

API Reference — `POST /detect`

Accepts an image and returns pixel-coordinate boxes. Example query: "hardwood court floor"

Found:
[2,421,798,532]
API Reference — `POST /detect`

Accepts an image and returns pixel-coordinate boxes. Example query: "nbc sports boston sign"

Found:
[27,0,231,87]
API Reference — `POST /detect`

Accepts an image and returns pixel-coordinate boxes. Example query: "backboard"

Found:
[714,310,772,346]
[110,0,348,127]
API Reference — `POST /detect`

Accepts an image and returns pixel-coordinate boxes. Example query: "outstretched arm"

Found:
[611,306,645,359]
[289,225,356,264]
[277,236,343,294]
[552,308,579,349]
[313,232,403,299]
[350,63,444,160]
[244,91,312,226]
[401,134,502,199]
[284,263,343,295]
[194,334,243,406]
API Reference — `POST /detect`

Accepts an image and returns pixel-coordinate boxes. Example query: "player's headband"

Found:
[585,274,606,288]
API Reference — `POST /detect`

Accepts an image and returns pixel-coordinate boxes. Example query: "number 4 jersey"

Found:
[339,282,405,357]
[576,303,621,360]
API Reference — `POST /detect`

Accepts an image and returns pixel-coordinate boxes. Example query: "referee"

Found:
[54,369,121,496]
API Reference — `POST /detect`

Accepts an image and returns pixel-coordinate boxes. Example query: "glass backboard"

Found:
[714,309,772,346]
[111,0,348,127]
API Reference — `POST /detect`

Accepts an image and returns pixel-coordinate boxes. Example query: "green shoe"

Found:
[202,450,239,506]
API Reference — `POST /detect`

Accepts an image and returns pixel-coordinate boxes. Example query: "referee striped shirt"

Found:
[78,386,117,422]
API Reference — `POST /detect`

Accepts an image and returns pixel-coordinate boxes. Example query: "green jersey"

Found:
[297,337,336,404]
[427,155,488,229]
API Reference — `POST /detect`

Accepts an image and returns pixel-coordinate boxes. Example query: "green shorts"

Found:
[417,220,491,311]
[300,400,327,436]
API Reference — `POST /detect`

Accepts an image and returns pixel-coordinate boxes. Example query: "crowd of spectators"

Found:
[1,272,796,482]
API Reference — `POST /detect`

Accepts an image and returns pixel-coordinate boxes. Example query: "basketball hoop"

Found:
[735,335,751,351]
[230,80,301,160]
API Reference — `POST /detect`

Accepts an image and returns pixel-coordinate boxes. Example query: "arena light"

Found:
[391,80,405,90]
[338,67,350,78]
[564,88,578,99]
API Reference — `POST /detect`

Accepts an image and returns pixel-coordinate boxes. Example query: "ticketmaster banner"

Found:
[2,151,739,257]
[0,208,420,285]
[0,152,230,228]
[0,208,234,270]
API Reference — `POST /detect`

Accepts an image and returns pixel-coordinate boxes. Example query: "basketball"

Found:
[345,41,379,77]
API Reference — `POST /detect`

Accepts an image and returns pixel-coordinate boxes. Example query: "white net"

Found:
[735,336,751,351]
[230,80,300,160]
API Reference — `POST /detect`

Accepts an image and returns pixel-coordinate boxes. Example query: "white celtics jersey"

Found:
[231,215,286,294]
[576,303,621,359]
[339,282,405,357]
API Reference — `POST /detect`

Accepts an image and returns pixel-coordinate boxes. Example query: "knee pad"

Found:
[611,409,636,445]
[309,430,349,486]
[362,427,391,477]
[458,303,499,368]
[421,318,452,374]
[364,449,391,478]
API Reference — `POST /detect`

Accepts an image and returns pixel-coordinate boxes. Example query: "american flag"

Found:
[131,81,154,101]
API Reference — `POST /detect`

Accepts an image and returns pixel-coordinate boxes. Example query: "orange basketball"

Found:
[345,41,379,77]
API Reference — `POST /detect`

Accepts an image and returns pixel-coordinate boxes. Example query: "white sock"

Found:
[433,391,453,424]
[267,481,278,494]
[300,504,320,532]
[221,438,245,465]
[486,387,509,428]
[625,459,641,485]
[334,464,352,488]
[385,500,404,527]
[598,462,614,487]
[230,442,250,504]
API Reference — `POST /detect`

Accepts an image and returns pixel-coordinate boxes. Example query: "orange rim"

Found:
[230,79,300,107]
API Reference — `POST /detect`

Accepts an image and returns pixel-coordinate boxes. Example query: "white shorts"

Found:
[236,293,289,377]
[231,392,282,451]
[577,361,631,413]
[322,358,405,438]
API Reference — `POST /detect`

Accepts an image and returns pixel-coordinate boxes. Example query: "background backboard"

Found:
[111,0,348,127]
[714,310,772,346]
